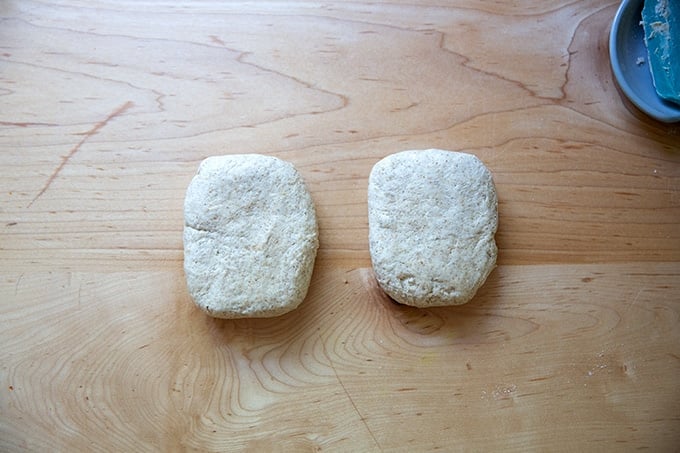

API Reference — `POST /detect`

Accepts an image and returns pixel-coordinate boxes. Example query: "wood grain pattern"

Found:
[1,1,679,451]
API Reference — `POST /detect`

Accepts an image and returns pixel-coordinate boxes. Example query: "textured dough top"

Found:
[183,154,318,318]
[368,149,498,307]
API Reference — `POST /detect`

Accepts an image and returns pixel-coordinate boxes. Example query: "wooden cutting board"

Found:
[1,1,679,451]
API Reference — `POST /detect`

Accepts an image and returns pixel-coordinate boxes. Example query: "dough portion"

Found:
[368,149,498,307]
[183,154,318,318]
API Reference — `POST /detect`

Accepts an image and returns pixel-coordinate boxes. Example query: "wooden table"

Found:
[2,1,679,451]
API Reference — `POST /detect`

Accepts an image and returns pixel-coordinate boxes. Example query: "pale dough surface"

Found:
[368,149,498,307]
[183,154,318,318]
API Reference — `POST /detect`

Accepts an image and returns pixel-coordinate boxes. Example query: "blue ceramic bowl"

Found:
[609,0,680,123]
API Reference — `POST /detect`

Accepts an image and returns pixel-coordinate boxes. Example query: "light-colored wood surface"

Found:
[1,1,679,451]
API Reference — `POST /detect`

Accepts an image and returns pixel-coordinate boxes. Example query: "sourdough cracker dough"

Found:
[368,149,498,307]
[183,154,318,318]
